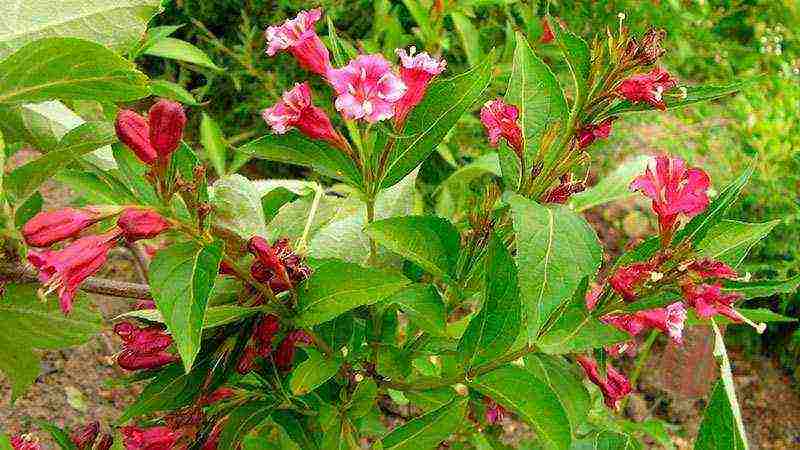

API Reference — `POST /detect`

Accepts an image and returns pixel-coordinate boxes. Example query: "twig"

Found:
[0,262,152,299]
[125,241,150,282]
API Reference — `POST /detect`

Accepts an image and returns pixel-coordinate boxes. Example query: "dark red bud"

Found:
[113,321,137,341]
[148,100,187,159]
[22,206,120,248]
[95,434,113,450]
[115,110,157,164]
[118,349,177,371]
[236,346,258,375]
[69,421,100,450]
[117,208,171,241]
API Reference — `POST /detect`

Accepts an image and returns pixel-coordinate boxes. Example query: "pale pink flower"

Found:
[265,8,331,76]
[262,83,348,150]
[480,98,524,156]
[618,67,678,110]
[328,54,406,123]
[394,47,446,126]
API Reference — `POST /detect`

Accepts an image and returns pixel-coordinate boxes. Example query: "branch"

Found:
[0,262,152,300]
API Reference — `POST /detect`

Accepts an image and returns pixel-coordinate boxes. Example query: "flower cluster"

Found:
[262,8,446,147]
[24,207,170,314]
[114,321,178,371]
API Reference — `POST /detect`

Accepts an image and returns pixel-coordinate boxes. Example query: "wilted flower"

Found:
[629,155,710,241]
[577,118,614,149]
[638,28,667,66]
[95,434,113,450]
[117,209,170,242]
[28,229,122,314]
[114,321,178,371]
[618,67,678,110]
[576,356,632,410]
[480,98,524,157]
[393,47,446,126]
[10,435,41,450]
[248,237,312,293]
[543,173,586,204]
[687,258,738,280]
[262,82,349,150]
[602,302,687,344]
[483,397,508,424]
[116,100,187,165]
[275,330,313,370]
[121,425,178,450]
[265,8,332,76]
[70,421,100,450]
[22,206,121,248]
[609,262,653,301]
[328,54,406,123]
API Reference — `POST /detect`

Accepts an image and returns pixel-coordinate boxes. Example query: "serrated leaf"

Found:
[471,365,571,450]
[458,235,521,369]
[118,363,207,423]
[509,194,602,342]
[295,260,410,326]
[6,122,116,202]
[237,131,362,187]
[381,397,468,450]
[219,401,275,450]
[604,80,751,117]
[366,216,460,279]
[149,79,200,106]
[569,156,650,212]
[0,0,161,59]
[149,241,223,371]
[696,220,779,268]
[386,284,447,337]
[0,38,149,104]
[209,174,269,239]
[289,349,342,396]
[721,275,800,300]
[381,60,493,188]
[525,354,590,435]
[547,17,590,101]
[144,37,221,70]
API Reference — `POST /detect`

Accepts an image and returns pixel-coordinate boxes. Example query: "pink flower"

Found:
[629,155,710,240]
[115,100,187,165]
[121,426,177,450]
[114,321,178,371]
[265,8,332,76]
[328,54,406,123]
[618,67,678,110]
[70,421,100,450]
[262,83,348,150]
[687,258,738,280]
[483,397,508,424]
[609,262,653,301]
[681,283,743,322]
[10,435,41,450]
[576,356,632,410]
[275,330,313,370]
[577,118,614,149]
[117,209,171,242]
[602,302,687,344]
[22,206,120,248]
[393,47,446,126]
[585,284,604,311]
[28,229,122,314]
[480,98,524,156]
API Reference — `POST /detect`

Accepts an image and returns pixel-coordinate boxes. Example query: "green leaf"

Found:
[537,279,628,354]
[604,80,752,117]
[366,216,460,279]
[386,284,447,337]
[209,174,269,240]
[346,378,378,420]
[0,38,149,104]
[5,122,116,202]
[569,156,650,212]
[112,144,159,205]
[35,420,77,450]
[118,363,207,423]
[675,166,754,245]
[272,411,319,450]
[0,284,102,400]
[572,431,643,449]
[471,365,572,450]
[506,32,567,168]
[132,24,184,57]
[261,187,299,224]
[144,37,221,71]
[509,194,602,342]
[450,12,482,67]
[381,397,468,450]
[200,113,227,176]
[219,401,276,450]
[696,220,779,268]
[525,354,590,434]
[149,241,223,371]
[150,79,200,106]
[55,169,137,205]
[721,275,800,300]
[290,349,342,396]
[295,260,410,326]
[458,235,521,369]
[0,0,161,59]
[204,305,263,328]
[0,434,12,450]
[14,191,43,228]
[547,17,590,101]
[237,131,362,187]
[381,60,493,188]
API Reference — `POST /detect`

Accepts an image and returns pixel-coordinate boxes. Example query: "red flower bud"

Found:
[576,356,631,410]
[201,420,225,450]
[114,322,177,371]
[116,110,157,164]
[254,314,281,356]
[95,434,113,450]
[148,100,187,159]
[201,387,234,406]
[22,206,120,248]
[117,209,170,242]
[121,425,177,450]
[70,421,100,450]
[540,18,554,44]
[118,350,178,371]
[275,330,312,370]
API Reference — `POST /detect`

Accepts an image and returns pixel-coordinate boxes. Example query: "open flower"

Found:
[602,302,687,344]
[393,47,446,126]
[609,262,653,301]
[115,100,186,165]
[265,8,332,76]
[328,54,406,123]
[576,356,632,410]
[577,118,614,149]
[114,321,178,371]
[681,283,742,322]
[22,206,121,248]
[630,155,710,242]
[121,426,177,450]
[618,67,678,110]
[28,229,122,314]
[11,435,41,450]
[262,82,348,150]
[480,98,524,157]
[117,209,171,242]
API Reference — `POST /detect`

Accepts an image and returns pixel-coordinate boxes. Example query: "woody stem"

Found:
[0,262,152,300]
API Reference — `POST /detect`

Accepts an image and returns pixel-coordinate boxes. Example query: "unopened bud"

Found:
[115,110,157,164]
[117,350,177,371]
[22,206,121,248]
[70,421,100,450]
[117,208,171,242]
[148,100,187,160]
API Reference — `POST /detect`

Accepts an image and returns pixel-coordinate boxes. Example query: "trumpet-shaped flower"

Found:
[328,54,406,123]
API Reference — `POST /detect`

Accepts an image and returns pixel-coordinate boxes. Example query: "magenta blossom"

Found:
[393,47,446,126]
[618,67,678,110]
[609,262,653,301]
[328,54,406,123]
[28,229,122,314]
[265,8,331,76]
[576,356,632,410]
[630,155,710,240]
[262,82,348,150]
[602,302,687,344]
[687,258,738,280]
[117,208,170,242]
[480,98,524,157]
[121,426,177,450]
[22,206,120,248]
[11,435,41,450]
[681,283,743,322]
[577,118,613,149]
[114,321,178,371]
